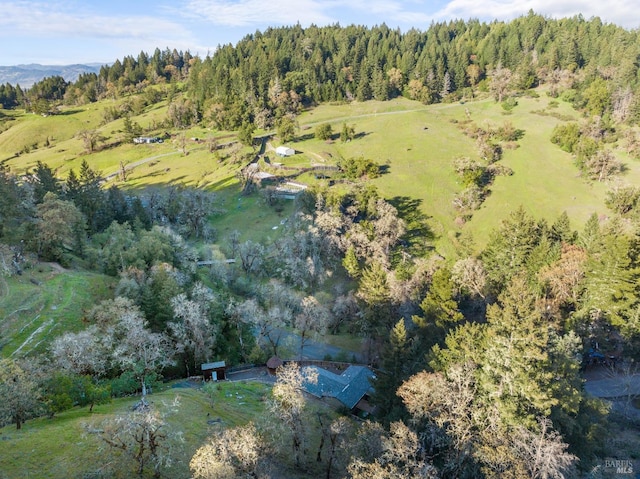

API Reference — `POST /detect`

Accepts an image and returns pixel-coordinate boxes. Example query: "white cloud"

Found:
[0,1,220,64]
[433,0,639,29]
[0,1,194,43]
[181,0,434,28]
[342,0,432,24]
[182,0,335,27]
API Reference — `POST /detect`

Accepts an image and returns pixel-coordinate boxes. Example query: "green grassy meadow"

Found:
[0,264,114,358]
[0,381,272,479]
[291,94,632,255]
[457,96,611,249]
[0,92,640,256]
[2,89,635,255]
[210,192,296,244]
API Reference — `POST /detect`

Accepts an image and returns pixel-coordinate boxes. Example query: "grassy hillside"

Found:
[464,98,608,249]
[0,99,238,188]
[3,90,636,256]
[291,94,630,255]
[0,264,114,358]
[0,381,272,479]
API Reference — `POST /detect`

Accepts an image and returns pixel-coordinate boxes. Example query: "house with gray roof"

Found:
[301,365,375,413]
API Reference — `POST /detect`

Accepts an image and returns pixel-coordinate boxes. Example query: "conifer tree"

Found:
[29,161,61,204]
[419,267,463,329]
[480,275,556,427]
[483,206,540,291]
[370,319,412,422]
[357,261,393,334]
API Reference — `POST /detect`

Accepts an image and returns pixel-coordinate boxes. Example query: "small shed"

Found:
[133,136,163,144]
[266,356,284,375]
[201,361,226,381]
[275,146,295,157]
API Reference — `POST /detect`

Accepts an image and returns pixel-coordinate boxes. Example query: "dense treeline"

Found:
[186,13,640,129]
[0,160,220,260]
[3,13,640,128]
[189,14,608,119]
[0,47,192,111]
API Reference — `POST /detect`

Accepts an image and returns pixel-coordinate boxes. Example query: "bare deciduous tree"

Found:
[316,414,352,479]
[238,240,265,274]
[347,421,439,479]
[95,399,182,478]
[170,285,217,376]
[0,359,43,430]
[538,244,587,308]
[229,298,290,358]
[478,414,577,479]
[295,296,330,358]
[372,199,406,265]
[489,64,513,102]
[77,129,105,153]
[190,422,267,479]
[511,417,577,479]
[205,135,219,154]
[331,292,359,334]
[270,362,317,469]
[88,296,139,329]
[112,308,175,397]
[50,325,109,377]
[167,97,198,128]
[584,149,623,182]
[180,190,217,239]
[612,86,634,124]
[398,365,477,476]
[452,257,488,300]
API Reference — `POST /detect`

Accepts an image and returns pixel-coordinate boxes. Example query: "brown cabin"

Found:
[201,361,226,381]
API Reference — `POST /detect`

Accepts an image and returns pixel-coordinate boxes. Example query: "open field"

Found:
[0,101,238,187]
[291,94,632,255]
[455,97,614,250]
[3,90,637,255]
[210,191,296,244]
[0,378,344,479]
[0,381,272,479]
[0,264,114,358]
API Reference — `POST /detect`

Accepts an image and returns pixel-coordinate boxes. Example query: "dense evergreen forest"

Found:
[3,12,640,125]
[2,12,640,479]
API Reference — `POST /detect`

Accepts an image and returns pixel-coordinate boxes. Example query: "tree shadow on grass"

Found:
[167,175,189,185]
[56,109,84,116]
[205,176,240,191]
[388,196,434,257]
[354,131,371,140]
[294,133,315,142]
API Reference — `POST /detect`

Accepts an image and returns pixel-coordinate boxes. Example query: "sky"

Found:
[0,0,638,66]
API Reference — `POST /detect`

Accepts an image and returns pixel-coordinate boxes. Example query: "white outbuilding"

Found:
[275,146,295,157]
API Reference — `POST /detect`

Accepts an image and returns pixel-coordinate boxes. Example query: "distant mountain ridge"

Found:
[0,63,103,88]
